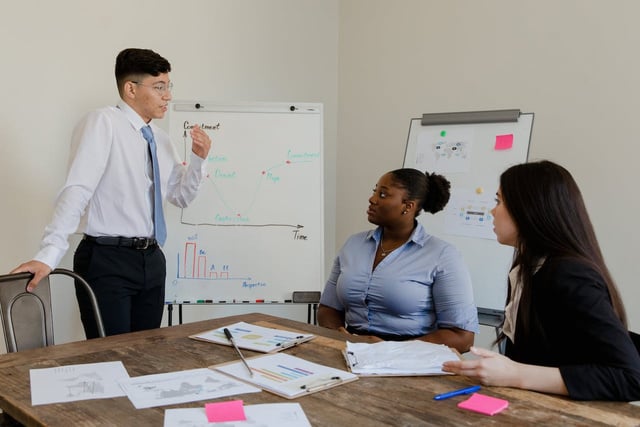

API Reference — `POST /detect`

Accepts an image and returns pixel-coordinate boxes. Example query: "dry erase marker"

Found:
[434,385,481,400]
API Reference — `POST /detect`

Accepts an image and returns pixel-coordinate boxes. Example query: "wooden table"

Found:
[1,313,639,426]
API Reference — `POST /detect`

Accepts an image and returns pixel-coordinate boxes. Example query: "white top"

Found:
[35,101,207,269]
[502,258,546,342]
[502,265,522,343]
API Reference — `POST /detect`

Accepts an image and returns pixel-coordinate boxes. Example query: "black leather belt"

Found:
[346,325,418,342]
[83,235,158,249]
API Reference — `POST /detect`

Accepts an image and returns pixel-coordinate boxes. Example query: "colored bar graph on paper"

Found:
[253,364,314,383]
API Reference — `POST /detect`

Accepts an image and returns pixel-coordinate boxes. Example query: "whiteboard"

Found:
[403,110,533,312]
[164,102,324,304]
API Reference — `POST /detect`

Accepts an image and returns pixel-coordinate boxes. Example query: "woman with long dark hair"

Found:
[443,160,640,401]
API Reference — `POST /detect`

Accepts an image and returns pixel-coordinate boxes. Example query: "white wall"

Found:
[337,0,640,334]
[0,0,339,352]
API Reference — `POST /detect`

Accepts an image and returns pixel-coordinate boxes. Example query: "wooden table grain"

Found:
[1,313,639,426]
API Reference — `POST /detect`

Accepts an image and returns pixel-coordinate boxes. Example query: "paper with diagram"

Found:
[30,361,130,405]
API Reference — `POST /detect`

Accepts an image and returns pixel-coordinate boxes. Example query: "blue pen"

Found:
[433,385,481,400]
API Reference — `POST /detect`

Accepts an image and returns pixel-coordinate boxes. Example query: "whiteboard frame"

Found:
[163,101,325,305]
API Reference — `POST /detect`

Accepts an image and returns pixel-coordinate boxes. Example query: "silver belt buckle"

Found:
[133,238,149,249]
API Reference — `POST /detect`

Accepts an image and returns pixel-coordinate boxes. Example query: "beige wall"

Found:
[338,0,640,334]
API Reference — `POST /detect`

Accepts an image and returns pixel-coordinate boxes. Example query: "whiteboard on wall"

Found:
[163,102,324,304]
[403,110,533,313]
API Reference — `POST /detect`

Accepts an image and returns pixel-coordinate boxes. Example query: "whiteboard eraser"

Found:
[292,291,321,303]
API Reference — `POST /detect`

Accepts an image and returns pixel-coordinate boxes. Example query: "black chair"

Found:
[0,268,105,353]
[630,331,640,355]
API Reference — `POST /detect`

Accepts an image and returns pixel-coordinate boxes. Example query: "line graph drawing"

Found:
[172,110,321,228]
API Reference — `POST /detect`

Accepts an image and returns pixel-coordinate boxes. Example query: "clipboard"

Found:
[190,322,316,353]
[343,340,461,376]
[211,352,358,399]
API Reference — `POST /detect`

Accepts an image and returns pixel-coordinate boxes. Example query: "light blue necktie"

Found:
[141,125,167,246]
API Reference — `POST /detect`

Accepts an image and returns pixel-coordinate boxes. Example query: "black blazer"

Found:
[505,257,640,401]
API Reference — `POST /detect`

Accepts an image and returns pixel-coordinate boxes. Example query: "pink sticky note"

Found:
[457,393,508,416]
[494,134,514,150]
[205,400,246,423]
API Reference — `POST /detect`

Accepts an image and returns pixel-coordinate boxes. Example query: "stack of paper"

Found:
[343,340,460,376]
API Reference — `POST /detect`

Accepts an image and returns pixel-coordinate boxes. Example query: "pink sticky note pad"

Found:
[495,134,514,150]
[205,400,246,423]
[457,393,508,416]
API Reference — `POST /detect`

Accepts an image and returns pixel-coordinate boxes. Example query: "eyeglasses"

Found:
[131,81,173,95]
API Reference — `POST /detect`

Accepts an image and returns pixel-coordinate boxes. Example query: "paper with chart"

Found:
[30,361,130,405]
[117,368,260,409]
[213,352,357,399]
[443,189,496,240]
[344,340,460,376]
[190,321,315,353]
[164,403,311,427]
[415,127,474,174]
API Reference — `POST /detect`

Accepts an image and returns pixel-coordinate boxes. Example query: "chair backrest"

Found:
[0,268,105,353]
[630,331,640,356]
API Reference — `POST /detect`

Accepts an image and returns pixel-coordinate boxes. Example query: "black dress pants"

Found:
[73,239,166,338]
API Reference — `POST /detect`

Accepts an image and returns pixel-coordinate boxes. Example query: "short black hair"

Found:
[115,48,171,94]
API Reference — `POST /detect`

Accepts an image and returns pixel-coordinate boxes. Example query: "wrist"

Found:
[512,361,528,389]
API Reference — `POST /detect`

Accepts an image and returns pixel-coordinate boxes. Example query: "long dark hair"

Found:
[498,160,626,344]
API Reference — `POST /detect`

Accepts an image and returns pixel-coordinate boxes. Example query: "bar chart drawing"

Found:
[179,241,232,280]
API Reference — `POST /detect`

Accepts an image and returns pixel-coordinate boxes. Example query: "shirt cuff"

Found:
[34,245,66,271]
[189,151,207,174]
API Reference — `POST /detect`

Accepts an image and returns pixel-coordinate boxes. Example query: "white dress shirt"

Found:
[35,101,207,269]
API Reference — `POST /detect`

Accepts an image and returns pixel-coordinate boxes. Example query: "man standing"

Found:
[11,48,211,337]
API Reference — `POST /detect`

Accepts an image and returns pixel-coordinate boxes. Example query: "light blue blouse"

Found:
[320,223,479,338]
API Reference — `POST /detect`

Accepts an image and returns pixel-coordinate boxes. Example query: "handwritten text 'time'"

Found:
[293,229,308,240]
